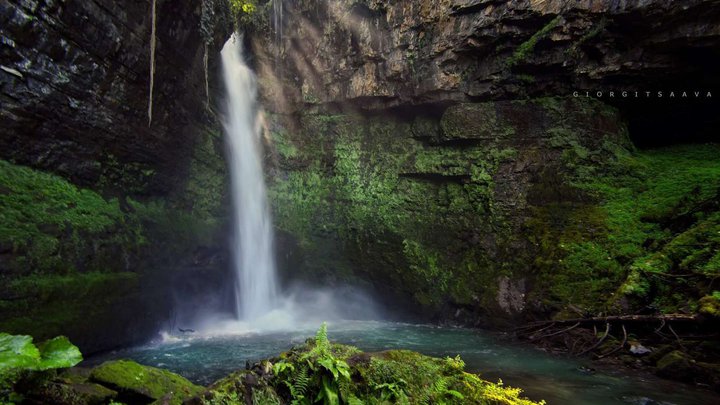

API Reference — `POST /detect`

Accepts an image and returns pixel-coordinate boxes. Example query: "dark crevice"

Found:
[609,93,718,149]
[398,172,471,184]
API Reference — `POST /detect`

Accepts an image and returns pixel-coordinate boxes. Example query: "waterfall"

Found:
[221,33,278,322]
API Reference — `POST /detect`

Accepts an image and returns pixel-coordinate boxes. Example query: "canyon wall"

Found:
[252,0,720,324]
[0,0,232,352]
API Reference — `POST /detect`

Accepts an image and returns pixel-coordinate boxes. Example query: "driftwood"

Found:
[516,314,706,359]
[519,314,698,330]
[575,322,610,356]
[596,324,627,359]
[529,322,580,341]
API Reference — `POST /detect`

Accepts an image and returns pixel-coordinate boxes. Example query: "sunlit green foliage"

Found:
[229,0,256,15]
[0,159,135,274]
[0,158,223,341]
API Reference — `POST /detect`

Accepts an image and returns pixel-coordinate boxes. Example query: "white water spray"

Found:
[179,33,380,335]
[221,33,278,321]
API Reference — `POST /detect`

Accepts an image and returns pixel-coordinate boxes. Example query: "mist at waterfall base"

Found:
[170,33,380,336]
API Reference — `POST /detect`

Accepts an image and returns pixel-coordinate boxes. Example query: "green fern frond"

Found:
[434,377,448,394]
[293,365,310,397]
[315,322,329,352]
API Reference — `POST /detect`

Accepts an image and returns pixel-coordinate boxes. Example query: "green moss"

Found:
[0,273,139,340]
[272,127,299,160]
[96,154,156,195]
[516,74,535,83]
[268,111,518,308]
[506,16,561,68]
[698,292,720,317]
[440,103,516,141]
[533,143,720,313]
[207,326,543,405]
[0,160,133,273]
[90,360,203,404]
[182,129,228,222]
[269,99,632,316]
[566,18,607,57]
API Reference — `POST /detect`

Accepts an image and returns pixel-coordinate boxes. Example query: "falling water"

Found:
[221,33,278,321]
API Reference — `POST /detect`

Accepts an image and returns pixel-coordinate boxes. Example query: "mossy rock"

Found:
[698,293,720,318]
[89,360,203,404]
[29,381,118,405]
[440,103,515,141]
[656,350,697,381]
[207,333,543,405]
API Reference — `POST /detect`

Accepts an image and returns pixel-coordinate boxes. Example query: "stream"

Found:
[87,321,719,405]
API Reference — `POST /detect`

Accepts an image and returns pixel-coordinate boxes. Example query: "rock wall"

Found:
[266,98,632,323]
[252,0,720,112]
[252,0,720,325]
[0,0,232,352]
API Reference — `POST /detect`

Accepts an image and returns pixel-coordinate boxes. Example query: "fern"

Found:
[430,376,464,404]
[315,322,330,353]
[275,324,354,405]
[284,364,310,404]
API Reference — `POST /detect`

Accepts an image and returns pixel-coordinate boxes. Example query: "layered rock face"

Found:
[253,0,720,111]
[0,0,231,352]
[0,0,718,350]
[253,0,720,324]
[0,0,217,192]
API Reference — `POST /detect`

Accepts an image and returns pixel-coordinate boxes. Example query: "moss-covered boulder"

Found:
[656,350,695,379]
[28,381,117,405]
[89,360,203,404]
[655,350,720,389]
[202,325,542,405]
[699,293,720,318]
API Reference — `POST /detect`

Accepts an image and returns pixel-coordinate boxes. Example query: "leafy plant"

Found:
[0,333,82,400]
[229,0,256,15]
[273,323,357,405]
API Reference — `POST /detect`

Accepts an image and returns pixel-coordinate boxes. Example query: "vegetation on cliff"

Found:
[267,98,633,319]
[267,97,719,326]
[0,153,226,348]
[531,143,720,316]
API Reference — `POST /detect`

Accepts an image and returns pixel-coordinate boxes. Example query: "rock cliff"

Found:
[0,0,232,352]
[252,0,720,111]
[0,0,719,350]
[250,0,720,324]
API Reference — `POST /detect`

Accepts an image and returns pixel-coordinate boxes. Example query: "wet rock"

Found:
[656,350,695,380]
[21,367,117,405]
[0,0,229,195]
[89,360,204,404]
[629,342,652,355]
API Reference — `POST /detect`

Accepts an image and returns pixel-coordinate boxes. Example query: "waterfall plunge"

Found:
[180,33,379,335]
[221,34,278,322]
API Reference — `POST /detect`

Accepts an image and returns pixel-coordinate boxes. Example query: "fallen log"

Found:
[521,314,698,330]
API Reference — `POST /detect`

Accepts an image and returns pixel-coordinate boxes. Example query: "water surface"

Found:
[89,321,718,405]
